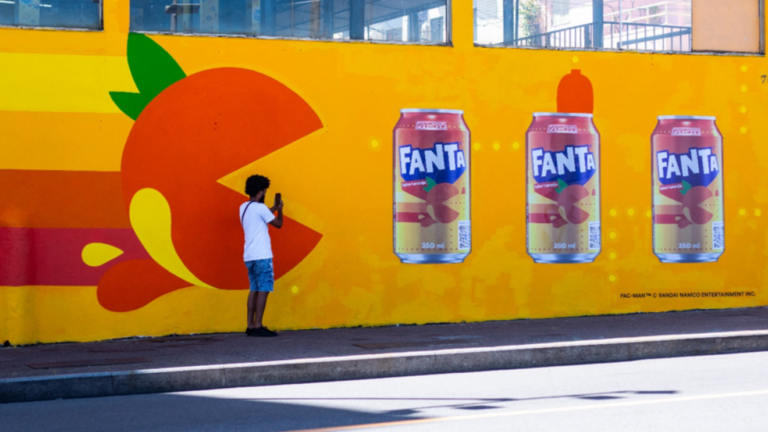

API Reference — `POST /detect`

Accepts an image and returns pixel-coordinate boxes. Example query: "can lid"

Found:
[533,112,593,118]
[401,109,464,114]
[658,115,716,121]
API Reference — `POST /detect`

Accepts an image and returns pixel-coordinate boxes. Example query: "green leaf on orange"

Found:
[424,177,436,193]
[555,178,568,194]
[109,92,150,121]
[681,180,692,195]
[110,33,187,120]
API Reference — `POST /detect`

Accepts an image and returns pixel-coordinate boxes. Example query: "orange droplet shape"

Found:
[97,259,190,312]
[557,70,594,114]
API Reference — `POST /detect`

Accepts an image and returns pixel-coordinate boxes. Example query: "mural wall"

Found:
[1,0,767,345]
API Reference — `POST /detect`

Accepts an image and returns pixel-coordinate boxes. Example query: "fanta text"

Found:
[531,145,596,185]
[657,147,719,186]
[399,143,466,183]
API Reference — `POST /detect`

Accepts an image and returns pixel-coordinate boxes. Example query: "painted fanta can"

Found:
[526,113,601,263]
[394,109,471,264]
[652,116,724,263]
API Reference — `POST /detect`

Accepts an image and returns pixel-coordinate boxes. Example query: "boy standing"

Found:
[241,175,283,337]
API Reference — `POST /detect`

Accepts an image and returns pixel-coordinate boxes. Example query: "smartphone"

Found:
[275,193,282,206]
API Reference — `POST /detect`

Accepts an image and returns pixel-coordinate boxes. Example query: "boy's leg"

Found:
[254,291,269,328]
[246,261,259,329]
[247,291,258,329]
[253,258,275,329]
[242,258,274,332]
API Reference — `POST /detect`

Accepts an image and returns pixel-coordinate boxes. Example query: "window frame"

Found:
[0,0,104,32]
[473,0,766,57]
[128,0,454,47]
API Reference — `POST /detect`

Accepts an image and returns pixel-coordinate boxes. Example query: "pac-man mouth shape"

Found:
[97,33,323,312]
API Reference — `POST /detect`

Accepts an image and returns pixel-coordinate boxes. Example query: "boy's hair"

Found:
[245,175,271,197]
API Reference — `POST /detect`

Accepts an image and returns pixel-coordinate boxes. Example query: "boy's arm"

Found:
[269,202,284,229]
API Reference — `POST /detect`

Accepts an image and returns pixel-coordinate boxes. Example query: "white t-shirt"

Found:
[240,201,276,262]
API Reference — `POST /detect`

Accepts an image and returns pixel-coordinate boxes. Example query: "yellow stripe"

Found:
[0,53,135,113]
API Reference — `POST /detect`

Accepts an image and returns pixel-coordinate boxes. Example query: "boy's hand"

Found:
[269,201,284,228]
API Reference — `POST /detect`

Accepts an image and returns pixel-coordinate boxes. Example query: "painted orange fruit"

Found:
[99,34,323,312]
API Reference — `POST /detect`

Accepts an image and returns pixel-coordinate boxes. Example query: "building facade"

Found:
[1,0,766,344]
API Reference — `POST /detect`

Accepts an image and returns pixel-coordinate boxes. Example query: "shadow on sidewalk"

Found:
[0,387,680,432]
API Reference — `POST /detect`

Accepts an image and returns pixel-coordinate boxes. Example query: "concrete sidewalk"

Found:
[2,308,768,403]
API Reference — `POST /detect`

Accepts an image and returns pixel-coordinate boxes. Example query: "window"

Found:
[474,0,763,54]
[130,0,449,44]
[0,0,101,29]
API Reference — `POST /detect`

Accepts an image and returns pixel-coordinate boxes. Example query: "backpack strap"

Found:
[240,202,254,226]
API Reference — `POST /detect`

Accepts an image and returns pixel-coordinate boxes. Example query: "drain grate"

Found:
[26,358,150,369]
[354,339,474,350]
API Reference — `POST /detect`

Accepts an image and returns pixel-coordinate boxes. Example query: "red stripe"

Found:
[396,212,429,223]
[0,228,149,286]
[654,214,685,224]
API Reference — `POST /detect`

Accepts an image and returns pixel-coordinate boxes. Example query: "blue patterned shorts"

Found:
[245,258,274,292]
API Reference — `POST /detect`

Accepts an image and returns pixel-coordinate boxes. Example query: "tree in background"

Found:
[520,0,543,38]
[648,5,664,25]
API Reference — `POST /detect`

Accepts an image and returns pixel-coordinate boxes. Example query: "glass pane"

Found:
[0,0,101,30]
[474,0,695,53]
[692,0,760,53]
[604,0,692,52]
[366,1,447,43]
[130,0,448,44]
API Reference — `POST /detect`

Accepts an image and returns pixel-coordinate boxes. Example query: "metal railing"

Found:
[509,21,691,52]
[513,23,594,48]
[608,22,691,51]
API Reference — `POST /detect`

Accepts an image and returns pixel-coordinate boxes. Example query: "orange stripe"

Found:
[396,202,428,212]
[655,205,683,215]
[0,111,131,172]
[530,204,558,213]
[0,170,129,229]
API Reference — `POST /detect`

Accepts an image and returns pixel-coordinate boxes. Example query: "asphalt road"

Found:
[3,352,768,431]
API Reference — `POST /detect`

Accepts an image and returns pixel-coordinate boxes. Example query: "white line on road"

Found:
[288,389,768,432]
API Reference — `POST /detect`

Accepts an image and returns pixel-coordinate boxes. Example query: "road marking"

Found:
[288,389,768,432]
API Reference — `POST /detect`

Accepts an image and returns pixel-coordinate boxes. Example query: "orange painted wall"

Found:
[1,0,767,345]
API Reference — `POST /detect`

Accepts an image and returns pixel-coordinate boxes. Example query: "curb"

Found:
[3,330,768,404]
